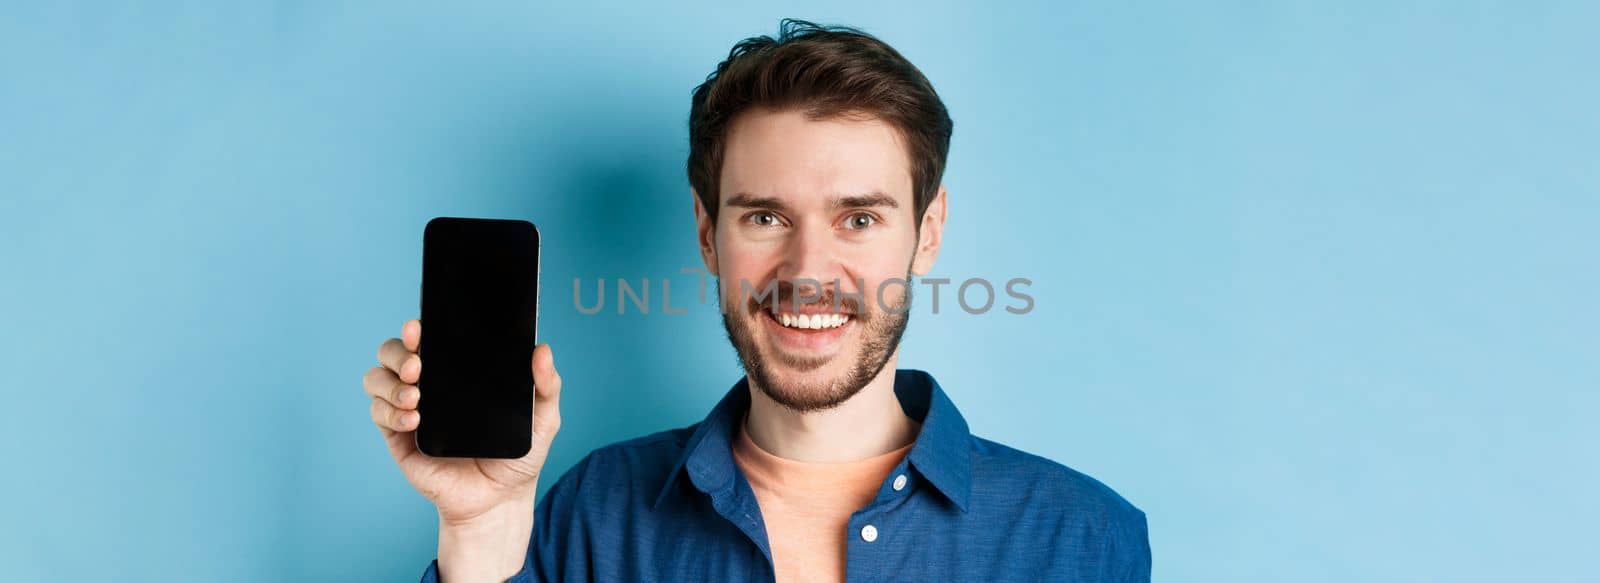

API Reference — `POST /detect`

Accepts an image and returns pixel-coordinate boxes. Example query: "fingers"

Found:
[371,396,420,433]
[365,320,426,465]
[370,319,422,407]
[402,319,421,353]
[530,343,563,441]
[378,337,421,384]
[371,395,422,464]
[363,365,420,409]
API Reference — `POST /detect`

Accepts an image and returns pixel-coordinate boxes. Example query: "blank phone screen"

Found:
[416,217,539,458]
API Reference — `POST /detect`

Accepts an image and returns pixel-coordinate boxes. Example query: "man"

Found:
[363,19,1151,582]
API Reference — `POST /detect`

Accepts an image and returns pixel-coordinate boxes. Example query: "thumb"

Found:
[530,343,563,445]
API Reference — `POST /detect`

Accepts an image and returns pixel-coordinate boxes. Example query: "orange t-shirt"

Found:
[731,416,917,583]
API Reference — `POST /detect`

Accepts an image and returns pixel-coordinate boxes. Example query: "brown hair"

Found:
[687,19,954,224]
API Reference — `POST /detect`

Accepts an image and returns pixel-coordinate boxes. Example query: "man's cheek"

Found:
[866,276,913,313]
[720,275,767,313]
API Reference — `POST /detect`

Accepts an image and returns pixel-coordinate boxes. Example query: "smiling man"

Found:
[363,19,1150,583]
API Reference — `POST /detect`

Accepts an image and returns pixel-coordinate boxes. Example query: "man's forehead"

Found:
[719,109,915,210]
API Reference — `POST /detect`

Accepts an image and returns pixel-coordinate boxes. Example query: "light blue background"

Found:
[2,2,1595,581]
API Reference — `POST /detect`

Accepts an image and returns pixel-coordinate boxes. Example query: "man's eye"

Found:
[844,213,876,230]
[748,212,780,227]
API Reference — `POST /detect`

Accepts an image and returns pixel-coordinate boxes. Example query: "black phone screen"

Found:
[416,217,540,458]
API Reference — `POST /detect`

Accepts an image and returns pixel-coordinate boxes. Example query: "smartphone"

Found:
[416,217,540,458]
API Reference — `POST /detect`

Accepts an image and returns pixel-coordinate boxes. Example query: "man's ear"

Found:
[910,185,948,276]
[692,188,719,277]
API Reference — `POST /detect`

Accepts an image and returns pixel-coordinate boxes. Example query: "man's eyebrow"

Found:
[723,192,900,210]
[724,193,787,210]
[833,192,899,209]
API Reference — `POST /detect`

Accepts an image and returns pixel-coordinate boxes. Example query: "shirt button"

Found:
[892,474,907,491]
[860,524,878,542]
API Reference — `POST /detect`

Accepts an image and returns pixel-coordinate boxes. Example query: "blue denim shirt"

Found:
[421,369,1151,582]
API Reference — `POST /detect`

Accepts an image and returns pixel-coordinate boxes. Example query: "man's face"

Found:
[695,108,945,412]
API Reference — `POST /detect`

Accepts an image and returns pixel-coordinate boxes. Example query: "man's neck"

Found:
[743,354,919,463]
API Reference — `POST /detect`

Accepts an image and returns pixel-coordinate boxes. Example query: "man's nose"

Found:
[776,227,836,299]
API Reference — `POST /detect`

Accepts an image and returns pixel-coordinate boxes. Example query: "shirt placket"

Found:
[843,458,919,583]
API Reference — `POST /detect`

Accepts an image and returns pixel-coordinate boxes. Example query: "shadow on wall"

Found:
[520,125,714,496]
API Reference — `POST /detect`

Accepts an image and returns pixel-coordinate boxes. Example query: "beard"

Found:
[719,275,913,413]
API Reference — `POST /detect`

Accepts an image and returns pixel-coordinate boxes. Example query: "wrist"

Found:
[437,495,537,583]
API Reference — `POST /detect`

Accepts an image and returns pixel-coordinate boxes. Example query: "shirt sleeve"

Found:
[417,453,596,583]
[1110,507,1152,582]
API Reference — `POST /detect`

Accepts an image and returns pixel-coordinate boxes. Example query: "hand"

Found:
[363,319,564,580]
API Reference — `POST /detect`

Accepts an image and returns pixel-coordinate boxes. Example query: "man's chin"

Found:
[755,377,855,413]
[748,350,860,410]
[764,356,842,381]
[761,343,839,371]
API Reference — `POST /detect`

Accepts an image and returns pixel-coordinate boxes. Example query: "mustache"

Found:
[739,279,866,315]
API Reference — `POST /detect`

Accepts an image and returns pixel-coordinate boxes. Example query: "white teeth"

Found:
[772,311,851,329]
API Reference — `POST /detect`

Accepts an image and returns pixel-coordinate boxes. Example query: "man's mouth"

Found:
[765,306,852,329]
[756,302,856,353]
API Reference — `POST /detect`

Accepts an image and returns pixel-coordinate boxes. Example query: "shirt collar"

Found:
[652,368,972,513]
